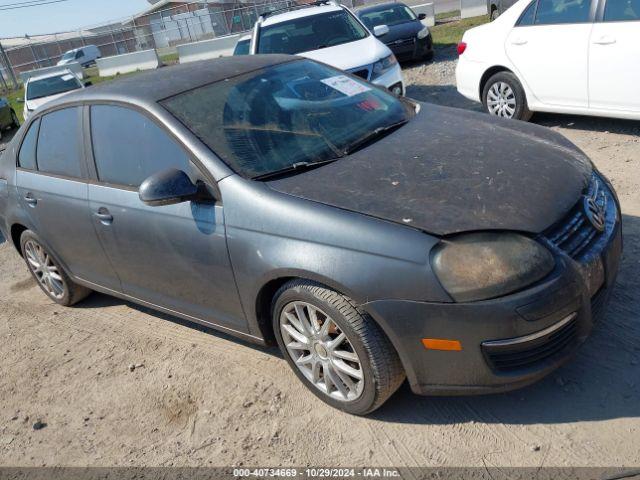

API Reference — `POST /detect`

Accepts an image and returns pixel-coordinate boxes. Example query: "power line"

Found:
[0,0,73,11]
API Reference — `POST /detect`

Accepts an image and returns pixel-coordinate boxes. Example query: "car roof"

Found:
[262,4,344,27]
[44,54,296,109]
[27,69,75,83]
[357,2,407,15]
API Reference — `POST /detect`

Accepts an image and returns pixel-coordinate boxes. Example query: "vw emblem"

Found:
[583,196,606,232]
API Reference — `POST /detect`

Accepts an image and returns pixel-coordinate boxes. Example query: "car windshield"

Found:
[61,51,76,60]
[26,74,81,100]
[234,39,250,55]
[257,10,368,54]
[359,4,417,28]
[162,59,413,179]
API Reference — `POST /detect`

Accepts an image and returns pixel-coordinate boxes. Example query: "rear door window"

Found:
[604,0,639,21]
[534,0,592,24]
[18,118,40,170]
[36,107,84,178]
[90,105,192,188]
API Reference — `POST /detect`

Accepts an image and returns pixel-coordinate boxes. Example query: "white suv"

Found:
[456,0,640,121]
[250,1,405,95]
[22,70,87,120]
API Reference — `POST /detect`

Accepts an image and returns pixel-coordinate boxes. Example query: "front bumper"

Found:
[363,180,622,396]
[388,33,433,62]
[371,63,405,96]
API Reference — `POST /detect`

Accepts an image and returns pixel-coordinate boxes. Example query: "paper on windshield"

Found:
[321,75,371,97]
[61,74,74,81]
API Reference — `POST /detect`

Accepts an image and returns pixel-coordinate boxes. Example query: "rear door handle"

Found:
[511,38,528,45]
[593,36,616,45]
[94,207,113,225]
[24,193,37,206]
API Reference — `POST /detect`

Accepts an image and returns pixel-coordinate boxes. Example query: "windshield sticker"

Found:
[321,75,371,97]
[61,74,74,81]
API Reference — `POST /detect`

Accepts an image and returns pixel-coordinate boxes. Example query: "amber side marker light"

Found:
[422,338,463,351]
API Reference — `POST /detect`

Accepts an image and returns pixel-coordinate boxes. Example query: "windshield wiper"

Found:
[252,158,339,181]
[343,119,408,156]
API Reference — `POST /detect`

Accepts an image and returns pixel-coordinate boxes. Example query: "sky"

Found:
[0,0,151,38]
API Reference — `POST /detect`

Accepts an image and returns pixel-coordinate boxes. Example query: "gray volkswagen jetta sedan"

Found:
[0,55,621,415]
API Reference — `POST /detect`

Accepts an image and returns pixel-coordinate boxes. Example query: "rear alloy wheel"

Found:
[272,280,405,415]
[20,231,91,306]
[482,71,533,121]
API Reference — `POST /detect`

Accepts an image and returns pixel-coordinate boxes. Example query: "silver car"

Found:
[0,56,621,415]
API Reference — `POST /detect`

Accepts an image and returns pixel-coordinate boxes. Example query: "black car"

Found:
[0,55,621,415]
[0,97,20,141]
[357,2,433,62]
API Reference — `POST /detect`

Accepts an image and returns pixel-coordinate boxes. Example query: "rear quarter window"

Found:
[18,118,40,170]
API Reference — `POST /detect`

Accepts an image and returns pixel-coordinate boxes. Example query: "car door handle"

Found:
[24,193,37,206]
[94,208,113,224]
[593,36,616,45]
[511,38,528,46]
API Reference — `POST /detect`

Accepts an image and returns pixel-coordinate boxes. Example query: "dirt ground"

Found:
[1,48,639,469]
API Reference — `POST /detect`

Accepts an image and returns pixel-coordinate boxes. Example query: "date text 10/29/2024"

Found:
[233,468,401,478]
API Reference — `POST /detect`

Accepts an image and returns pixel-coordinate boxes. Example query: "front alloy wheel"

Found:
[280,301,364,401]
[272,280,405,415]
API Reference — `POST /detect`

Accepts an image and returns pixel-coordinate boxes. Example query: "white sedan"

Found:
[456,0,640,121]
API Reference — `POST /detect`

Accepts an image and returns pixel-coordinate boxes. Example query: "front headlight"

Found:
[371,54,398,80]
[417,26,430,39]
[431,232,555,302]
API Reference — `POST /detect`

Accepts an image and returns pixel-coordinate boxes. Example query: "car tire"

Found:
[10,110,19,129]
[20,230,91,306]
[490,8,499,21]
[482,71,533,121]
[423,50,434,62]
[272,279,405,415]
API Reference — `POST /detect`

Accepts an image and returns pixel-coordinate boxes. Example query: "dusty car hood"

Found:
[267,104,592,236]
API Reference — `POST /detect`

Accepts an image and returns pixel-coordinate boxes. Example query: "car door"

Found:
[588,0,640,113]
[86,104,247,332]
[505,0,595,108]
[14,107,121,290]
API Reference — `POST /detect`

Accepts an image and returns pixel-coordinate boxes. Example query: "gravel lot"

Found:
[1,48,639,469]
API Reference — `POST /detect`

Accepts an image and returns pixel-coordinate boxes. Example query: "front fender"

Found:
[219,175,452,338]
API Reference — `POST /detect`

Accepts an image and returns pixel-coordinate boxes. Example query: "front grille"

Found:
[544,174,607,260]
[388,37,415,47]
[350,69,369,80]
[482,314,579,374]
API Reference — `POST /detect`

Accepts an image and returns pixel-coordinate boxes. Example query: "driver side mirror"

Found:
[373,24,390,37]
[139,168,202,207]
[418,13,427,20]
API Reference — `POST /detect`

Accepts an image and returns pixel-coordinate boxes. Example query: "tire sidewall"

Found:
[482,72,530,121]
[272,284,378,415]
[19,230,71,305]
